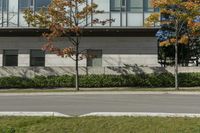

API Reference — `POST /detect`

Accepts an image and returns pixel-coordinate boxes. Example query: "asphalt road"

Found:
[1,94,200,115]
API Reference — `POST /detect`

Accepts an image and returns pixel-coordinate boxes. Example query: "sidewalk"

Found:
[0,87,200,95]
[1,90,200,96]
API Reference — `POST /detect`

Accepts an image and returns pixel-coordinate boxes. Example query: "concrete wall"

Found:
[0,66,199,78]
[18,54,30,66]
[0,54,2,66]
[0,37,157,54]
[0,37,159,67]
[102,54,158,66]
[45,55,87,67]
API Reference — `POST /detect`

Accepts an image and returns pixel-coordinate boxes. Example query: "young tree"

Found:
[24,0,113,91]
[146,0,200,90]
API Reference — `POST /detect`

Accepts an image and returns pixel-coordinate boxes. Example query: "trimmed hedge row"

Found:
[0,73,200,88]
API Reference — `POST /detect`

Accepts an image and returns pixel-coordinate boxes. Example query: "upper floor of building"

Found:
[0,0,159,28]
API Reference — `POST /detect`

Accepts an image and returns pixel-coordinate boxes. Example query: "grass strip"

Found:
[1,116,200,133]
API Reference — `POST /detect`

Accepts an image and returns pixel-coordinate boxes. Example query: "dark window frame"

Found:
[30,49,45,67]
[3,49,18,66]
[87,49,103,67]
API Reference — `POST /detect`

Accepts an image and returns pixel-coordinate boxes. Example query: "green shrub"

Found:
[179,73,200,87]
[0,73,200,88]
[0,77,33,88]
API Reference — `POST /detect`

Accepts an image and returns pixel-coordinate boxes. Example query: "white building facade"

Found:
[0,0,160,68]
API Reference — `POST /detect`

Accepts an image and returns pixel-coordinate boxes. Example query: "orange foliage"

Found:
[159,38,176,47]
[146,0,199,47]
[178,35,189,45]
[24,0,114,59]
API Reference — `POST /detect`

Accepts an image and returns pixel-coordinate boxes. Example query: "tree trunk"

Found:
[75,45,79,91]
[175,40,179,90]
[74,1,80,91]
[175,22,179,90]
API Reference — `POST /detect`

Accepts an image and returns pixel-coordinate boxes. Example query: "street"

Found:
[0,93,200,115]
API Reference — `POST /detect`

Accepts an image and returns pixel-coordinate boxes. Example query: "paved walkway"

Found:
[1,91,200,96]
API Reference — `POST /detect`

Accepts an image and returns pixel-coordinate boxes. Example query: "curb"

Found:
[2,112,200,118]
[80,112,200,118]
[1,91,200,96]
[0,112,70,117]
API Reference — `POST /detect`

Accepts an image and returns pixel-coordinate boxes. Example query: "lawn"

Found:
[1,116,200,133]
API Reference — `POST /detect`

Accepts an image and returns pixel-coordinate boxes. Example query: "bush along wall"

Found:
[0,73,200,88]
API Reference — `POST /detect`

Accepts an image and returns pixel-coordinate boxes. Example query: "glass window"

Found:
[19,0,33,9]
[3,50,18,66]
[110,0,121,11]
[0,0,2,11]
[2,0,7,11]
[30,50,45,66]
[122,0,126,6]
[110,0,127,11]
[0,0,2,26]
[1,0,8,27]
[19,0,34,26]
[8,0,18,27]
[35,0,51,10]
[121,0,126,11]
[19,0,51,10]
[87,50,102,67]
[111,0,143,12]
[127,0,143,12]
[144,0,154,12]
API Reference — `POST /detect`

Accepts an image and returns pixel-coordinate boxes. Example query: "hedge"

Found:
[0,73,200,88]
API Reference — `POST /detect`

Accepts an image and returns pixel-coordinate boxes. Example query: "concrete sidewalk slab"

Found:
[1,91,200,96]
[0,112,70,117]
[81,112,200,118]
[2,111,200,118]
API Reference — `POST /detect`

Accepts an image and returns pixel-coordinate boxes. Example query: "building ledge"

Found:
[0,27,159,37]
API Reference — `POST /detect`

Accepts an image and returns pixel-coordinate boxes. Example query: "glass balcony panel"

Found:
[93,13,110,27]
[111,12,120,26]
[0,0,2,26]
[94,0,109,12]
[2,0,8,27]
[8,0,18,27]
[122,12,126,27]
[19,0,31,27]
[127,13,143,26]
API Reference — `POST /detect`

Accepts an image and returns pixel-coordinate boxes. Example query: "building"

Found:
[0,0,159,69]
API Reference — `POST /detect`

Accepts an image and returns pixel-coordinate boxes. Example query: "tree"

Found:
[146,0,200,90]
[24,0,114,91]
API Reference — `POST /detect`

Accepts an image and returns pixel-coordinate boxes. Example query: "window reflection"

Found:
[0,0,159,27]
[35,0,51,10]
[144,0,154,12]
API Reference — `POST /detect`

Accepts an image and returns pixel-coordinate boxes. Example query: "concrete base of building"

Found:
[0,66,199,78]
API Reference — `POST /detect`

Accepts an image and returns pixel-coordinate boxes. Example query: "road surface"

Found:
[0,93,200,115]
